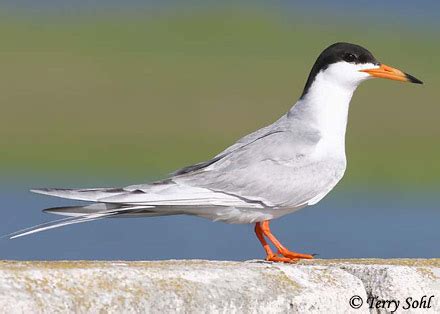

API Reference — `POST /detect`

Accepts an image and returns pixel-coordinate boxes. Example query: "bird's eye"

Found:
[343,53,357,63]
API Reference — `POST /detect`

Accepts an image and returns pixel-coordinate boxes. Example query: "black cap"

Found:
[301,42,379,98]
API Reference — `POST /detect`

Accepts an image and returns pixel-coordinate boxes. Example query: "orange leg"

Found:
[255,220,314,262]
[254,223,294,263]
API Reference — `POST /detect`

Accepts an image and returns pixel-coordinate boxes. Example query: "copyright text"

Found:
[349,294,434,312]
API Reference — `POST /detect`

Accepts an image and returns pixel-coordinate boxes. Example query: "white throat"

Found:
[287,62,374,153]
[291,74,354,140]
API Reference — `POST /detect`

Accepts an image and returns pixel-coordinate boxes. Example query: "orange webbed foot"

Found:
[266,254,299,264]
[278,249,314,260]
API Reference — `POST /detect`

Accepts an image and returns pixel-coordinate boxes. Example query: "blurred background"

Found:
[0,1,439,260]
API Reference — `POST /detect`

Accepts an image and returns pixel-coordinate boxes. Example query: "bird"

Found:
[8,42,422,263]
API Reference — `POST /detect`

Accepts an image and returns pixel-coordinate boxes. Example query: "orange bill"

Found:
[360,64,423,84]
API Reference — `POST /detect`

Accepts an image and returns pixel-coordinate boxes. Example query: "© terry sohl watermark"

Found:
[349,294,434,312]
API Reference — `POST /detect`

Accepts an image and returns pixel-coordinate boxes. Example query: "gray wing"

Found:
[172,119,286,176]
[170,125,329,208]
[126,115,334,209]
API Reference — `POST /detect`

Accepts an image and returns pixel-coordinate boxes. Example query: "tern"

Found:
[9,42,422,263]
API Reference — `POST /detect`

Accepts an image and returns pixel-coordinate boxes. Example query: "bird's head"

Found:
[301,42,422,98]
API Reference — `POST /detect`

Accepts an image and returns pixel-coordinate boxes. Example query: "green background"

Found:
[0,9,438,186]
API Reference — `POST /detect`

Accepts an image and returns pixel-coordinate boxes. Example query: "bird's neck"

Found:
[288,75,358,151]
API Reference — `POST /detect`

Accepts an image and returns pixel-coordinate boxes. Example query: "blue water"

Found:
[0,178,438,261]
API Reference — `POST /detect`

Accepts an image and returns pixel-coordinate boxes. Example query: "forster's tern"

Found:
[9,42,422,262]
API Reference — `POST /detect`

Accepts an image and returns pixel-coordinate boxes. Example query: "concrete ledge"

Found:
[0,259,439,313]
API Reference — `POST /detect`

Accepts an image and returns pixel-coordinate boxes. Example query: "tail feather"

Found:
[43,203,131,217]
[42,203,178,218]
[5,205,148,239]
[31,188,128,202]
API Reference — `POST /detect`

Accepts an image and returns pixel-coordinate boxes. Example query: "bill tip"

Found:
[405,73,423,84]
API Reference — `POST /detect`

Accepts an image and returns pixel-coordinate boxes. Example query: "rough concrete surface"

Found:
[0,259,438,313]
